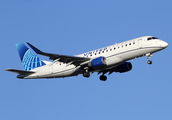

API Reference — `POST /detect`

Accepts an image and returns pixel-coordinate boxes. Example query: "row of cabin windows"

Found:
[87,41,136,57]
[55,41,135,65]
[58,41,137,64]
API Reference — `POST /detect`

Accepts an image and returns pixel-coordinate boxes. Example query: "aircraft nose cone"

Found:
[161,41,168,48]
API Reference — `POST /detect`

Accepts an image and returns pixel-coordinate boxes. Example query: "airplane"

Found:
[5,36,168,81]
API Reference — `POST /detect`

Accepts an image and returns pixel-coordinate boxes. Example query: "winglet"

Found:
[27,42,42,54]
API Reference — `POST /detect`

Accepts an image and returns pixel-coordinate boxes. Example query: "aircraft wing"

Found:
[5,69,35,75]
[27,43,90,66]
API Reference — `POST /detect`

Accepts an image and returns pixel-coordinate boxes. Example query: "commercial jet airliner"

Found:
[5,36,168,81]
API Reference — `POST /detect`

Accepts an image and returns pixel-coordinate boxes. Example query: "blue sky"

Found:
[1,0,172,120]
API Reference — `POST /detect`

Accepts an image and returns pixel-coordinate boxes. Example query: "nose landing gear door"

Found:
[138,39,142,48]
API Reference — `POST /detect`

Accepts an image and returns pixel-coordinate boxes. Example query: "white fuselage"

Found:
[24,36,168,79]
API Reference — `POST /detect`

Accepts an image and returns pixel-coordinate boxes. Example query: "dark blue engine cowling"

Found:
[116,62,132,73]
[89,57,106,67]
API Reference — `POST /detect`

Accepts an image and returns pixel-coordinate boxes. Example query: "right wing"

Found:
[27,42,90,66]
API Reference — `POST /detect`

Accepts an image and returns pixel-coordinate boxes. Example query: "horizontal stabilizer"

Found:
[5,69,35,75]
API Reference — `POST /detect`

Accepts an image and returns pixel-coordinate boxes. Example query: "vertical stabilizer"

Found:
[16,43,46,71]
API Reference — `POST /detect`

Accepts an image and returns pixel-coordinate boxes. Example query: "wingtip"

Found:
[4,69,10,71]
[26,42,30,46]
[26,42,42,54]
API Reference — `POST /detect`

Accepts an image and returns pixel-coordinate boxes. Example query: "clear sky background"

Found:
[1,0,172,120]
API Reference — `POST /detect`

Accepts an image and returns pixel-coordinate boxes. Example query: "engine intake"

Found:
[88,57,106,68]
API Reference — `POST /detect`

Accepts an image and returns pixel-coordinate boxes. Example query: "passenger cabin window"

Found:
[147,37,159,40]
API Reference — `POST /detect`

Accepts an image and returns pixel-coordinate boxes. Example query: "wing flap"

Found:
[5,69,35,75]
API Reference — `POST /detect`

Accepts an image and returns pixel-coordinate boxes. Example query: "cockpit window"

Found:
[152,37,159,39]
[147,37,152,40]
[147,37,159,40]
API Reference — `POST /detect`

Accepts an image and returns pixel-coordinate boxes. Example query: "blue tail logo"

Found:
[16,43,46,71]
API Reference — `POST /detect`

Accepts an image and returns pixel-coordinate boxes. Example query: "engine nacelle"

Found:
[88,57,106,68]
[115,62,132,73]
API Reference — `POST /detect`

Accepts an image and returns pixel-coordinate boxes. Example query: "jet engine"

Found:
[115,62,132,73]
[88,57,106,68]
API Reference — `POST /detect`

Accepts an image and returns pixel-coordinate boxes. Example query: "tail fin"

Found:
[16,43,46,71]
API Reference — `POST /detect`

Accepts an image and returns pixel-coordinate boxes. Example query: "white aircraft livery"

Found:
[5,36,168,81]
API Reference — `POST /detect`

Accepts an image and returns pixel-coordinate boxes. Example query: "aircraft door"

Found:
[49,64,54,74]
[138,39,142,48]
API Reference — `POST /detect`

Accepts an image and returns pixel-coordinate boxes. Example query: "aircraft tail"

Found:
[16,43,46,71]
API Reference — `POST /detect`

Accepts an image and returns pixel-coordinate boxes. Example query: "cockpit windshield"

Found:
[147,37,159,40]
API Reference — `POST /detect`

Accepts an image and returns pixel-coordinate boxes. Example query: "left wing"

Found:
[27,43,90,66]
